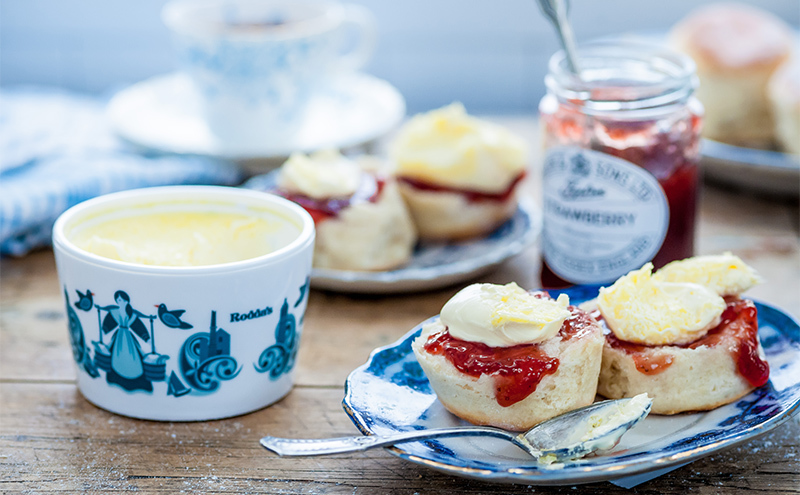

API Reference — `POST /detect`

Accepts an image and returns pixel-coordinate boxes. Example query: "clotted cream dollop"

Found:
[440,282,571,347]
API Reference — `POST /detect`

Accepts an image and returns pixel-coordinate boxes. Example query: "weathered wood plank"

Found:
[1,383,798,494]
[0,251,75,382]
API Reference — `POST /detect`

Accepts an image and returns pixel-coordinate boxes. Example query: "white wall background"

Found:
[2,0,798,114]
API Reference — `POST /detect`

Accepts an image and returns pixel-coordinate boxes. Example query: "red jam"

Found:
[603,298,769,387]
[560,306,599,341]
[398,171,526,203]
[604,332,675,375]
[423,332,558,407]
[278,175,385,224]
[423,292,597,407]
[692,298,769,388]
[591,118,700,270]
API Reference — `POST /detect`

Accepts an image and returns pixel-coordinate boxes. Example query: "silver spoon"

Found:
[260,395,651,461]
[537,0,582,76]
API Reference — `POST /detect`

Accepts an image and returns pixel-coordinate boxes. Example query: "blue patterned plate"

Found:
[343,286,800,485]
[244,173,541,294]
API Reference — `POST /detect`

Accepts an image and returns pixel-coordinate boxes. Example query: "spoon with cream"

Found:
[260,394,651,461]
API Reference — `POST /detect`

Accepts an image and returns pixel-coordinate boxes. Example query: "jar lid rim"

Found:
[546,40,698,110]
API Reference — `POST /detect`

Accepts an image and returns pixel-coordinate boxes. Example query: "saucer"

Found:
[106,72,406,160]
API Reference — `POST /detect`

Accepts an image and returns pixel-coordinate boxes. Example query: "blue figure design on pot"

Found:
[294,276,310,308]
[64,288,99,378]
[94,290,157,392]
[167,370,191,397]
[157,303,193,330]
[255,299,298,379]
[74,289,94,312]
[178,311,241,394]
[67,286,243,397]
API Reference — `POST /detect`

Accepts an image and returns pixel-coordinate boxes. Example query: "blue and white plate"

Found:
[343,286,800,485]
[244,173,541,293]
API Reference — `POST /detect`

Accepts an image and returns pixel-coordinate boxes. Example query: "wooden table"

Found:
[2,119,799,493]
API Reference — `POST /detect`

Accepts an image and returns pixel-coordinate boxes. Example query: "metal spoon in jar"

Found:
[537,0,582,76]
[260,395,652,461]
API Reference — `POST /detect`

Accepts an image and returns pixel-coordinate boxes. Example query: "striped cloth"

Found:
[0,88,243,256]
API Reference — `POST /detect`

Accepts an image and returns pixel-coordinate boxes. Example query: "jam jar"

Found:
[539,41,703,287]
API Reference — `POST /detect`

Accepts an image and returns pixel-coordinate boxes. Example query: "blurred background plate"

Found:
[701,139,800,197]
[243,172,541,294]
[106,72,406,161]
[309,201,541,294]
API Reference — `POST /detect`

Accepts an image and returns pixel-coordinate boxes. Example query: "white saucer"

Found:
[106,72,406,160]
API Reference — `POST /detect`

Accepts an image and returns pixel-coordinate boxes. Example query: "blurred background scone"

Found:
[390,103,528,241]
[275,150,417,271]
[670,2,794,149]
[768,57,800,155]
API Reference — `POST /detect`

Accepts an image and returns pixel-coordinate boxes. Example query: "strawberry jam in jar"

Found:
[539,41,702,287]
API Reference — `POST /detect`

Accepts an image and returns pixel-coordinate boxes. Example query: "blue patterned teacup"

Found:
[162,0,377,147]
[52,186,315,421]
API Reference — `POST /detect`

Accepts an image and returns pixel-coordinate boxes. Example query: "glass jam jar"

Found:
[539,41,703,287]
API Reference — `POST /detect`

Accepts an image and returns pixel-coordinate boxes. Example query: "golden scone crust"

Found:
[669,3,793,147]
[397,183,518,242]
[411,318,604,431]
[597,333,765,415]
[670,4,792,73]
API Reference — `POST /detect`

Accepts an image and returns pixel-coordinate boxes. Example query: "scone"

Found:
[274,150,417,271]
[670,3,794,148]
[389,103,528,241]
[411,282,604,431]
[768,58,800,155]
[594,253,769,415]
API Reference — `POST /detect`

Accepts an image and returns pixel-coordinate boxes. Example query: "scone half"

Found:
[397,180,520,242]
[597,299,769,414]
[411,306,604,431]
[313,179,417,271]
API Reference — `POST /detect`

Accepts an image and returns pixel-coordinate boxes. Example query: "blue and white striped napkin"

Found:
[0,88,243,256]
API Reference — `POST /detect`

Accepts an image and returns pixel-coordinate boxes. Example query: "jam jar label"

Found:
[542,147,669,285]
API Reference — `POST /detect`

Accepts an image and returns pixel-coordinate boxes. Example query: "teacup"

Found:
[162,0,377,146]
[52,186,315,421]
